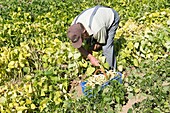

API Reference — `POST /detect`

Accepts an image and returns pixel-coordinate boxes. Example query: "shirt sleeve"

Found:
[93,27,107,44]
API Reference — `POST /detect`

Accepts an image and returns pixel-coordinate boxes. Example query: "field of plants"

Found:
[0,0,169,112]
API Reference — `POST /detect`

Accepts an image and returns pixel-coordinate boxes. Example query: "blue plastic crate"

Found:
[80,72,122,95]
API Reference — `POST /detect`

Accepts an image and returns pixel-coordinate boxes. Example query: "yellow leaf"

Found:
[133,59,139,67]
[54,97,62,105]
[8,61,15,69]
[40,98,49,112]
[19,62,25,68]
[74,52,81,59]
[20,101,25,106]
[0,97,6,104]
[13,102,19,107]
[26,99,32,104]
[16,106,28,111]
[28,84,33,93]
[86,67,95,76]
[25,75,32,80]
[103,62,110,70]
[118,65,123,72]
[41,90,45,96]
[55,91,61,98]
[99,56,106,63]
[82,61,88,67]
[68,52,73,58]
[127,42,133,50]
[9,103,13,108]
[31,104,36,109]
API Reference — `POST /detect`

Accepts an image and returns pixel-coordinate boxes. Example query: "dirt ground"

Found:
[121,94,146,113]
[69,80,84,98]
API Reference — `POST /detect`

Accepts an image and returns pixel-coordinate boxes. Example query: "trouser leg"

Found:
[102,12,120,69]
[102,40,114,68]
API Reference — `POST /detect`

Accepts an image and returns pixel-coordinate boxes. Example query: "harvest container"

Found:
[80,72,123,95]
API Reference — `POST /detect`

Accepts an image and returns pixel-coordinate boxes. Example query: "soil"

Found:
[69,80,84,98]
[121,94,146,113]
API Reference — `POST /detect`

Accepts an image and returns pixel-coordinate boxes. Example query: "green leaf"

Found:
[25,75,32,80]
[103,62,110,70]
[152,108,161,113]
[99,56,106,63]
[8,61,15,69]
[133,59,139,67]
[44,70,53,76]
[16,106,28,112]
[140,46,146,54]
[127,42,134,50]
[41,90,45,96]
[128,93,133,99]
[23,67,30,73]
[68,63,76,68]
[82,61,88,67]
[86,67,95,76]
[115,96,120,103]
[40,98,49,112]
[128,108,133,113]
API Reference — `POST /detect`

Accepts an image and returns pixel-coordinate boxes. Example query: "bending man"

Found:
[67,5,120,68]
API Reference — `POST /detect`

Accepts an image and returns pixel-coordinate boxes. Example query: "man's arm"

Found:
[78,46,100,66]
[78,46,89,58]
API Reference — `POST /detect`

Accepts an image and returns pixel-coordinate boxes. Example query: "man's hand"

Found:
[93,43,102,51]
[87,54,100,66]
[78,46,100,66]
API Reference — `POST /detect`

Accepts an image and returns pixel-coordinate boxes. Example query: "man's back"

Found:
[72,6,115,35]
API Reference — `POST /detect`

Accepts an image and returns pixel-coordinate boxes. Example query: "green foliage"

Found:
[61,80,128,113]
[0,0,169,112]
[124,57,170,112]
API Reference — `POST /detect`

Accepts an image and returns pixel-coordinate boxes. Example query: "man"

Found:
[67,5,120,69]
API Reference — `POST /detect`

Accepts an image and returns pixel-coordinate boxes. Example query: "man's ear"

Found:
[83,29,86,33]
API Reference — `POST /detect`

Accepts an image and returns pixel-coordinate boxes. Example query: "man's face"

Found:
[82,30,89,40]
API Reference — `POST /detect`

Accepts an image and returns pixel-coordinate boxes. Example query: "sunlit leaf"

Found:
[28,84,33,93]
[127,42,133,50]
[40,98,49,112]
[0,97,6,104]
[103,62,110,70]
[31,104,36,109]
[16,106,28,112]
[134,42,139,48]
[118,65,123,72]
[8,61,15,69]
[41,90,45,96]
[133,59,139,67]
[86,67,95,76]
[26,99,32,104]
[23,67,30,74]
[68,52,73,58]
[74,52,81,59]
